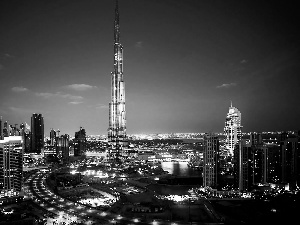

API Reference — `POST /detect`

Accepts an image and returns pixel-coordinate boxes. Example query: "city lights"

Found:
[1,0,299,224]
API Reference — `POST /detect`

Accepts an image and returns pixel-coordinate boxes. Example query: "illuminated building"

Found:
[23,123,31,153]
[203,133,220,188]
[0,136,23,203]
[30,113,44,154]
[280,134,299,190]
[74,127,86,156]
[43,129,57,156]
[107,0,127,161]
[234,140,252,191]
[224,102,242,156]
[266,144,281,183]
[234,133,268,192]
[56,134,69,163]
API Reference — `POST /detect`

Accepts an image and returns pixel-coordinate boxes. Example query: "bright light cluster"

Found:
[157,194,190,202]
[45,212,77,225]
[78,196,116,207]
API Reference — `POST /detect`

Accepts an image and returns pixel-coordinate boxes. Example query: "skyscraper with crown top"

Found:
[107,0,127,161]
[224,102,242,156]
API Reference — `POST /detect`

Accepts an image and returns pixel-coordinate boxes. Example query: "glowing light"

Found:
[116,215,122,220]
[133,218,139,223]
[152,220,159,225]
[100,212,108,217]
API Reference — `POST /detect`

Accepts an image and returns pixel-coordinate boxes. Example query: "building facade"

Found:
[234,134,268,192]
[74,127,86,157]
[50,128,56,147]
[3,121,9,137]
[224,102,242,156]
[107,0,127,161]
[56,134,70,164]
[234,140,252,192]
[0,136,23,202]
[280,135,299,190]
[30,113,44,154]
[0,116,3,140]
[203,133,220,188]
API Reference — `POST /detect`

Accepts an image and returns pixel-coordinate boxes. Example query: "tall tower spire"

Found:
[114,0,120,44]
[108,0,127,161]
[0,116,3,140]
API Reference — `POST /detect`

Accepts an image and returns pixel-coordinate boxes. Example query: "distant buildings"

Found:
[50,128,56,147]
[233,132,300,192]
[43,129,57,156]
[2,120,9,137]
[0,136,23,203]
[30,113,44,154]
[224,102,242,156]
[203,133,220,188]
[74,127,86,156]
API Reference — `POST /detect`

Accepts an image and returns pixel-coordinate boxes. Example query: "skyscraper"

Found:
[50,128,56,147]
[107,0,127,161]
[233,134,268,192]
[0,116,3,140]
[203,133,220,188]
[30,113,44,154]
[56,134,70,163]
[224,102,242,156]
[280,135,299,190]
[0,136,23,204]
[74,127,86,157]
[3,121,9,137]
[23,123,31,153]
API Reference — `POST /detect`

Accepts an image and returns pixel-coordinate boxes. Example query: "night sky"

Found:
[0,0,299,135]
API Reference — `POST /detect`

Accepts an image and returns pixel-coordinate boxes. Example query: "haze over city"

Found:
[0,0,299,135]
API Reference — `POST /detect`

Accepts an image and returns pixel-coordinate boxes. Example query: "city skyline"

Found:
[0,0,299,135]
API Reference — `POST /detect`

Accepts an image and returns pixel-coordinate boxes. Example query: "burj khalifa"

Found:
[107,0,127,161]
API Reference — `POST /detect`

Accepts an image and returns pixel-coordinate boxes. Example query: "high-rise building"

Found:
[233,140,252,192]
[224,102,242,156]
[0,116,3,140]
[23,123,31,153]
[0,136,23,204]
[266,144,281,184]
[3,121,9,137]
[43,129,57,156]
[234,134,268,192]
[250,133,268,185]
[50,128,56,147]
[107,0,127,161]
[203,133,220,188]
[74,127,86,156]
[56,134,69,163]
[30,113,44,154]
[280,136,299,190]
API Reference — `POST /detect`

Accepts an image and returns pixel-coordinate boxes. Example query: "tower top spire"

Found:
[230,100,232,107]
[115,0,119,12]
[114,0,120,44]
